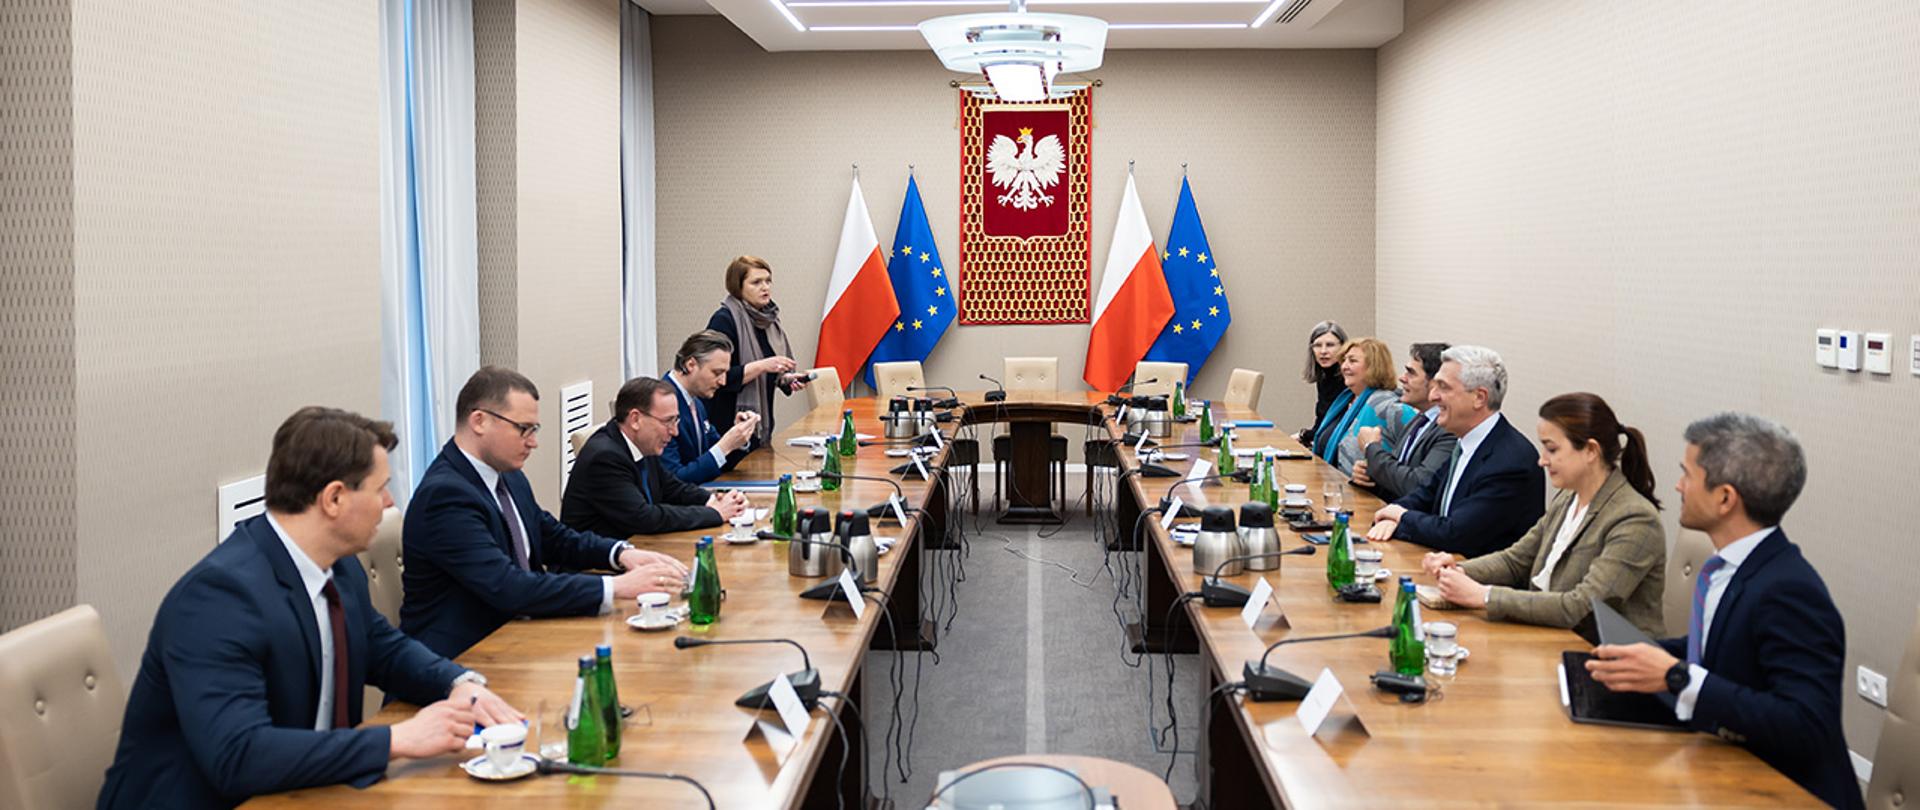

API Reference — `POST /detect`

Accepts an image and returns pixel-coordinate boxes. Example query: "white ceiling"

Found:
[633,0,1405,51]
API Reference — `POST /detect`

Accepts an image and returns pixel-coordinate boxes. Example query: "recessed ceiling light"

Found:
[1109,21,1248,29]
[767,0,807,31]
[808,24,924,31]
[1250,0,1287,27]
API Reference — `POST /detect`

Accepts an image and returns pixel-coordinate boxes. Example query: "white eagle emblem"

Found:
[986,127,1066,211]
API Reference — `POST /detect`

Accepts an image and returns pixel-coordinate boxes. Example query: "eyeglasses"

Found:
[480,409,541,439]
[640,409,680,432]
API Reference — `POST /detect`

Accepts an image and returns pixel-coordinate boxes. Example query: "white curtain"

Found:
[380,0,481,503]
[620,0,659,379]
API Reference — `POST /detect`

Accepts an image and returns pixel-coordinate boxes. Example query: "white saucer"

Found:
[723,532,758,545]
[627,612,681,631]
[1153,452,1190,462]
[1427,645,1470,661]
[885,448,913,457]
[463,753,538,781]
[1373,568,1393,582]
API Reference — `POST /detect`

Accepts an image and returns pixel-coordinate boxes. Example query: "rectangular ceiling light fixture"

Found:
[767,0,808,30]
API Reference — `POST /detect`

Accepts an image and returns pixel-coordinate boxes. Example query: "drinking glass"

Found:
[1425,621,1460,676]
[1322,482,1344,512]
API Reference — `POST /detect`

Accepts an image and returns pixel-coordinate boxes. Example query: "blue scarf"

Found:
[1312,388,1374,462]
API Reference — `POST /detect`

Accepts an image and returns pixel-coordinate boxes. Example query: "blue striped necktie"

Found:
[1687,556,1728,665]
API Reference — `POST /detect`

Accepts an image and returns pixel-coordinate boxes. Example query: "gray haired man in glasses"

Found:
[400,366,688,658]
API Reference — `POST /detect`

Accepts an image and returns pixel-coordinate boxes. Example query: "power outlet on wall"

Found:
[1858,666,1888,708]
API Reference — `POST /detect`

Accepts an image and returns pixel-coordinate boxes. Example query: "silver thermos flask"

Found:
[1238,501,1282,571]
[789,508,844,578]
[1146,395,1173,438]
[1191,505,1245,576]
[842,510,879,585]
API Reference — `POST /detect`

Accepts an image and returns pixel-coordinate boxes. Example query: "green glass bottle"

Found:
[1390,577,1427,676]
[820,444,841,492]
[1325,510,1355,589]
[772,473,797,536]
[1216,427,1237,478]
[592,644,622,758]
[689,537,721,625]
[567,655,606,767]
[1263,455,1281,512]
[1249,451,1269,505]
[838,409,857,457]
[1171,381,1187,419]
[1197,400,1214,444]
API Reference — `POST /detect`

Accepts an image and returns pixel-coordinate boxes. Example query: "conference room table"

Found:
[248,390,1818,809]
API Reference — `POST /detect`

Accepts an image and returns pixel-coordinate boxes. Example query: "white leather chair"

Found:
[1132,361,1187,398]
[0,605,125,810]
[569,428,593,459]
[873,361,925,402]
[1868,603,1920,809]
[994,358,1068,511]
[1222,368,1266,410]
[1663,529,1718,637]
[804,366,844,412]
[353,506,405,714]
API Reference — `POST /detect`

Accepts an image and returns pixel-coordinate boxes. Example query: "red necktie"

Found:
[320,580,352,730]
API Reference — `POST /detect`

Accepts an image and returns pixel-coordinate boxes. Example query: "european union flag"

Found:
[863,176,955,387]
[1142,177,1229,383]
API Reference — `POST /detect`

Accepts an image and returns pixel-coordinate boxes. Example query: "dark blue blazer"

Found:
[660,373,748,485]
[400,440,622,658]
[560,419,721,538]
[98,516,463,809]
[1391,412,1545,557]
[1656,529,1861,810]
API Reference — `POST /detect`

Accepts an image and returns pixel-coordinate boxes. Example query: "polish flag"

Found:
[815,176,901,389]
[1083,174,1174,392]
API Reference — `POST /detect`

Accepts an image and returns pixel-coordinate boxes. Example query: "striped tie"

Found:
[1399,412,1430,464]
[1437,444,1462,516]
[1686,556,1728,665]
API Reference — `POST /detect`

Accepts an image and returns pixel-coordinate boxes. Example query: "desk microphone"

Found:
[1121,439,1227,476]
[672,636,821,710]
[1105,377,1158,407]
[534,760,716,809]
[1201,548,1317,607]
[978,374,1007,402]
[905,385,962,410]
[1243,626,1394,701]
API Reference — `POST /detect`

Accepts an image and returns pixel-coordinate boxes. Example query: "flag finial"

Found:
[852,163,859,177]
[1127,159,1135,174]
[1181,162,1188,177]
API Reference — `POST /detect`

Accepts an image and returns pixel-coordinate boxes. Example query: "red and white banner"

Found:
[815,177,900,388]
[957,92,1094,325]
[1082,173,1174,392]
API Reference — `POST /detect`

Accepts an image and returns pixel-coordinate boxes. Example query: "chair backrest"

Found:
[355,506,405,626]
[805,366,844,412]
[1868,602,1920,808]
[569,428,592,458]
[1004,357,1060,391]
[1663,528,1718,637]
[1132,362,1187,398]
[873,361,925,402]
[0,605,125,810]
[1222,368,1265,410]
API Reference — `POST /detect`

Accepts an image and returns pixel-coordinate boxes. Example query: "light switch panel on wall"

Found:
[1816,329,1838,368]
[1836,331,1861,371]
[1863,333,1892,375]
[1911,335,1920,377]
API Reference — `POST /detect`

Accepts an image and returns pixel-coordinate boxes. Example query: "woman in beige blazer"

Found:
[1421,392,1667,636]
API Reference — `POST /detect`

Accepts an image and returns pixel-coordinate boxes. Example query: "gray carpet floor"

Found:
[858,472,1203,808]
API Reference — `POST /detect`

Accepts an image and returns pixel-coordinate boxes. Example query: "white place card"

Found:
[1182,459,1212,507]
[1160,496,1183,531]
[888,494,909,525]
[1134,429,1150,455]
[1295,668,1345,737]
[926,421,943,448]
[912,454,931,480]
[1240,577,1275,630]
[767,673,812,742]
[838,569,865,619]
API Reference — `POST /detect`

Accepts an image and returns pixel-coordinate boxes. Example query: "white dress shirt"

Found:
[1674,526,1775,721]
[669,372,732,469]
[1440,411,1503,516]
[460,447,618,615]
[265,514,338,731]
[1531,499,1590,591]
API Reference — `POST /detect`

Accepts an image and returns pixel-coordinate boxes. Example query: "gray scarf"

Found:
[720,295,792,443]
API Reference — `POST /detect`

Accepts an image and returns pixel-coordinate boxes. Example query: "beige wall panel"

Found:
[475,0,520,369]
[651,17,1377,436]
[68,0,383,674]
[511,0,624,508]
[0,0,78,633]
[1378,0,1920,757]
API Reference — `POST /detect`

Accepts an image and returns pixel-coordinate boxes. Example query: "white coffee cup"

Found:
[480,723,527,774]
[793,470,821,493]
[730,512,756,542]
[636,591,670,624]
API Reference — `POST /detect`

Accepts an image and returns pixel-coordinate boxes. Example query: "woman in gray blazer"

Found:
[1421,392,1667,636]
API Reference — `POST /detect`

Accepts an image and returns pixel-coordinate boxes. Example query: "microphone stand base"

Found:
[1137,463,1180,478]
[797,581,841,600]
[1201,580,1254,608]
[1242,661,1314,701]
[983,391,1007,402]
[735,668,822,710]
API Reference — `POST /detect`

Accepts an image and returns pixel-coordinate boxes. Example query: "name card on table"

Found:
[1295,668,1370,739]
[889,494,910,525]
[1240,577,1275,629]
[768,673,813,742]
[1133,428,1150,456]
[1182,459,1212,508]
[838,569,866,619]
[1160,496,1183,531]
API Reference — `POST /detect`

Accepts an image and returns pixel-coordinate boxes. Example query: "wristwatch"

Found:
[1665,661,1690,695]
[452,670,489,689]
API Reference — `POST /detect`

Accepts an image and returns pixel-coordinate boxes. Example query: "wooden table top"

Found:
[248,390,1816,808]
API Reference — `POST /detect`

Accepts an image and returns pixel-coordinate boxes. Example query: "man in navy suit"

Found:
[561,376,751,538]
[401,367,687,659]
[1367,345,1545,557]
[99,408,520,808]
[1587,413,1861,810]
[661,330,760,484]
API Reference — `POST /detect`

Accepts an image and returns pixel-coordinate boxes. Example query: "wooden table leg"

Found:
[998,420,1062,524]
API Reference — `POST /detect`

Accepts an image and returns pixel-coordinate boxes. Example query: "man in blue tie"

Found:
[661,330,760,484]
[560,376,750,539]
[1585,413,1861,810]
[401,367,689,658]
[1350,341,1456,501]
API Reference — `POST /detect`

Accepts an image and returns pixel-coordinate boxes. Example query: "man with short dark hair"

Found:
[99,408,520,808]
[1351,341,1456,500]
[661,329,760,484]
[561,376,750,537]
[1586,413,1861,810]
[401,366,688,658]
